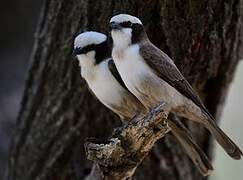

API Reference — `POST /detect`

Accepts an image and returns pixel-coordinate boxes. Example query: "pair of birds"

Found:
[73,14,242,175]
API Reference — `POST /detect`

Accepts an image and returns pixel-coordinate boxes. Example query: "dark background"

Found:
[1,1,242,180]
[0,0,42,177]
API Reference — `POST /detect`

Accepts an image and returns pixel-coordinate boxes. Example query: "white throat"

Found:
[111,29,132,49]
[76,51,96,79]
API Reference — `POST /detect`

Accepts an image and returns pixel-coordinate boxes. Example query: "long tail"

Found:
[178,102,243,160]
[168,116,213,176]
[202,112,243,160]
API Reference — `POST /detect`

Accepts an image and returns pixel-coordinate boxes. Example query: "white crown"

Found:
[74,31,107,49]
[110,14,142,25]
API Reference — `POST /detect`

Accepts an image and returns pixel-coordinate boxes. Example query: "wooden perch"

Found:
[84,103,170,180]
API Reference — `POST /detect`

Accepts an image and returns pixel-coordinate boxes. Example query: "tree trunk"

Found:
[6,0,242,180]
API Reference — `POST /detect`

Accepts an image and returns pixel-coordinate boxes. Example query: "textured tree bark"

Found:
[85,103,169,180]
[6,0,242,180]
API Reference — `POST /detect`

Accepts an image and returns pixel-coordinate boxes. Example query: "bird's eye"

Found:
[120,21,132,28]
[127,21,132,27]
[73,47,83,55]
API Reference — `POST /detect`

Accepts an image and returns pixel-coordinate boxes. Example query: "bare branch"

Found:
[84,103,170,180]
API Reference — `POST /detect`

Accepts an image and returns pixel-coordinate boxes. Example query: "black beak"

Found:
[73,47,82,57]
[109,22,122,31]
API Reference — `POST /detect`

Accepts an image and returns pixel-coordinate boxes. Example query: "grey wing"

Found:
[140,43,243,160]
[108,59,128,91]
[140,42,213,119]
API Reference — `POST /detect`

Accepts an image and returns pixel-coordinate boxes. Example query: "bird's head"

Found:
[109,14,146,48]
[73,31,109,66]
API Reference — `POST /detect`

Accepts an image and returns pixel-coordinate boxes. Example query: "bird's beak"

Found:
[109,22,122,31]
[73,47,82,57]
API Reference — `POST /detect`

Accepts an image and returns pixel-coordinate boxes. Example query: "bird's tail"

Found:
[203,116,243,160]
[173,102,243,160]
[168,116,213,176]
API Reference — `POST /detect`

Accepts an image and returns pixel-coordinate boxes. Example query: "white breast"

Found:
[112,44,184,108]
[112,44,153,91]
[112,45,151,87]
[80,57,145,119]
[86,59,125,106]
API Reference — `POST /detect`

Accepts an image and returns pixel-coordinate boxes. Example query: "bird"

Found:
[109,14,243,160]
[73,31,213,175]
[73,31,146,120]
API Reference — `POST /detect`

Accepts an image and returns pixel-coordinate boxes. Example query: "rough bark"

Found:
[6,0,242,180]
[85,103,169,180]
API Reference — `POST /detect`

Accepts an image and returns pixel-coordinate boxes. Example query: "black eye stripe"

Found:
[75,41,110,64]
[82,45,95,53]
[119,21,132,28]
[80,41,108,54]
[76,44,97,54]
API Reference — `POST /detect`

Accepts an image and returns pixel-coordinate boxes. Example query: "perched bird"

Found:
[73,31,213,175]
[109,14,243,160]
[73,31,146,120]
